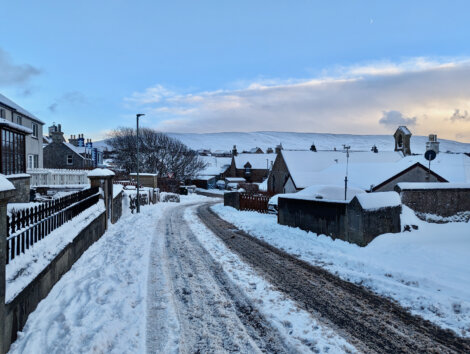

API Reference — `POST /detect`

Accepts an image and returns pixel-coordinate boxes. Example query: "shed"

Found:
[347,192,402,246]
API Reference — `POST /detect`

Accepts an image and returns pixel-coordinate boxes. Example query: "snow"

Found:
[354,191,401,210]
[5,173,31,179]
[64,143,89,158]
[165,131,470,154]
[129,173,158,176]
[185,206,356,353]
[0,174,15,191]
[225,177,246,182]
[87,168,115,177]
[7,195,210,354]
[282,150,404,189]
[280,184,365,203]
[233,153,276,169]
[212,203,470,337]
[402,153,470,183]
[113,184,123,197]
[397,182,470,190]
[6,201,105,303]
[198,156,232,176]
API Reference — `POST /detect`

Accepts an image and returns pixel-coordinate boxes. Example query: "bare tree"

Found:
[107,127,206,181]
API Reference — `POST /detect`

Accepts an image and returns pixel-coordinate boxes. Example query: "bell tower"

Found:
[394,126,412,156]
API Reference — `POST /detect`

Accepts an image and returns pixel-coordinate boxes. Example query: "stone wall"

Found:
[278,197,348,239]
[3,211,106,353]
[6,176,30,203]
[396,185,470,217]
[224,191,240,210]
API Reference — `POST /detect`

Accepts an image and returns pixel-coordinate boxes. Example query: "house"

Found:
[67,134,104,167]
[286,161,448,193]
[0,93,44,169]
[43,128,93,169]
[244,147,264,154]
[268,149,403,194]
[227,153,276,183]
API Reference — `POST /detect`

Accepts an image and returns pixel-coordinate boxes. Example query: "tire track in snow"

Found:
[146,203,295,353]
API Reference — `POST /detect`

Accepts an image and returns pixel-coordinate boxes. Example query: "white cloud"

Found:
[124,57,470,141]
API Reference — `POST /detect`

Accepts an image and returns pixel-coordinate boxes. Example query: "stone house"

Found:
[43,129,93,169]
[227,153,276,183]
[0,93,44,169]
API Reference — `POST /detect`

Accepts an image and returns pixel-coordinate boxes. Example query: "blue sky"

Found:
[1,1,470,141]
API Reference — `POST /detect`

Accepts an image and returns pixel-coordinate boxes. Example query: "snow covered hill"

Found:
[95,131,470,154]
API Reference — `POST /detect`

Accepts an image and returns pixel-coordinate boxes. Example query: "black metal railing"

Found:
[6,187,100,263]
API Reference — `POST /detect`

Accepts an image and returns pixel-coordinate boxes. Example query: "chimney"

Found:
[275,143,283,154]
[58,124,62,132]
[51,130,64,144]
[232,145,238,156]
[426,134,440,154]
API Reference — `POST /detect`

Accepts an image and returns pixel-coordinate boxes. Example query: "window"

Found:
[1,128,26,175]
[27,154,39,169]
[67,154,73,165]
[16,115,22,125]
[32,123,38,138]
[0,108,5,118]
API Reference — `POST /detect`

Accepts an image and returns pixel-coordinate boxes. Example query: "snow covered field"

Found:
[212,204,470,337]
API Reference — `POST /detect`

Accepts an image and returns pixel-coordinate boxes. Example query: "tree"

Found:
[107,127,206,181]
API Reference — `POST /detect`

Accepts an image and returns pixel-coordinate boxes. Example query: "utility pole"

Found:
[136,113,145,213]
[343,145,351,200]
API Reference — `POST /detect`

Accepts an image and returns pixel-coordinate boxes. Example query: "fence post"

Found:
[0,178,16,354]
[88,169,115,230]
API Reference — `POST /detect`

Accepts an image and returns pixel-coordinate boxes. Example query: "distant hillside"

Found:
[95,131,470,154]
[166,131,470,154]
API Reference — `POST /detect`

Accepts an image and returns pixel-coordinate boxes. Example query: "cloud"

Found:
[48,91,87,113]
[379,110,417,127]
[0,48,40,87]
[124,57,470,140]
[449,109,469,122]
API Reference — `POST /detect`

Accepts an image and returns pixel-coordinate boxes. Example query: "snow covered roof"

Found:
[401,153,470,183]
[88,168,115,177]
[0,93,45,124]
[280,184,365,203]
[396,182,470,190]
[353,192,401,210]
[194,175,216,181]
[198,156,232,176]
[282,150,404,189]
[225,177,246,182]
[63,143,90,159]
[396,126,411,136]
[0,118,33,134]
[234,153,276,169]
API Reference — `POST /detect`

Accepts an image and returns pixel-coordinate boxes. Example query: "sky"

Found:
[1,1,470,142]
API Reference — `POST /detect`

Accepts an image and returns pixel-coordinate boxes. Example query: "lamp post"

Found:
[343,144,350,200]
[136,113,145,213]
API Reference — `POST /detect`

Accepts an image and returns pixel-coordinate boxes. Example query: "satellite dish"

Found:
[424,150,437,161]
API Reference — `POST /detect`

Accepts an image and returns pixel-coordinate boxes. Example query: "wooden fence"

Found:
[6,187,100,263]
[239,193,270,213]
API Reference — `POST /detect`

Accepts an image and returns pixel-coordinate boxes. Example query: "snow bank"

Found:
[6,201,106,302]
[0,174,15,192]
[8,194,212,354]
[212,203,470,337]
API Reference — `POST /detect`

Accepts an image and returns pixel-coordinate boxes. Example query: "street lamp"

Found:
[136,113,145,213]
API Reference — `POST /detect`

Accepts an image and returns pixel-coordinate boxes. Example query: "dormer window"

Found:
[244,162,252,175]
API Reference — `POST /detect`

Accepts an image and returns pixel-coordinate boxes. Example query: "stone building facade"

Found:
[43,130,93,169]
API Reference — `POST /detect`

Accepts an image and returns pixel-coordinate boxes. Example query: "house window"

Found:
[0,108,5,118]
[16,115,22,125]
[67,154,73,165]
[27,154,39,169]
[32,122,38,138]
[1,128,26,175]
